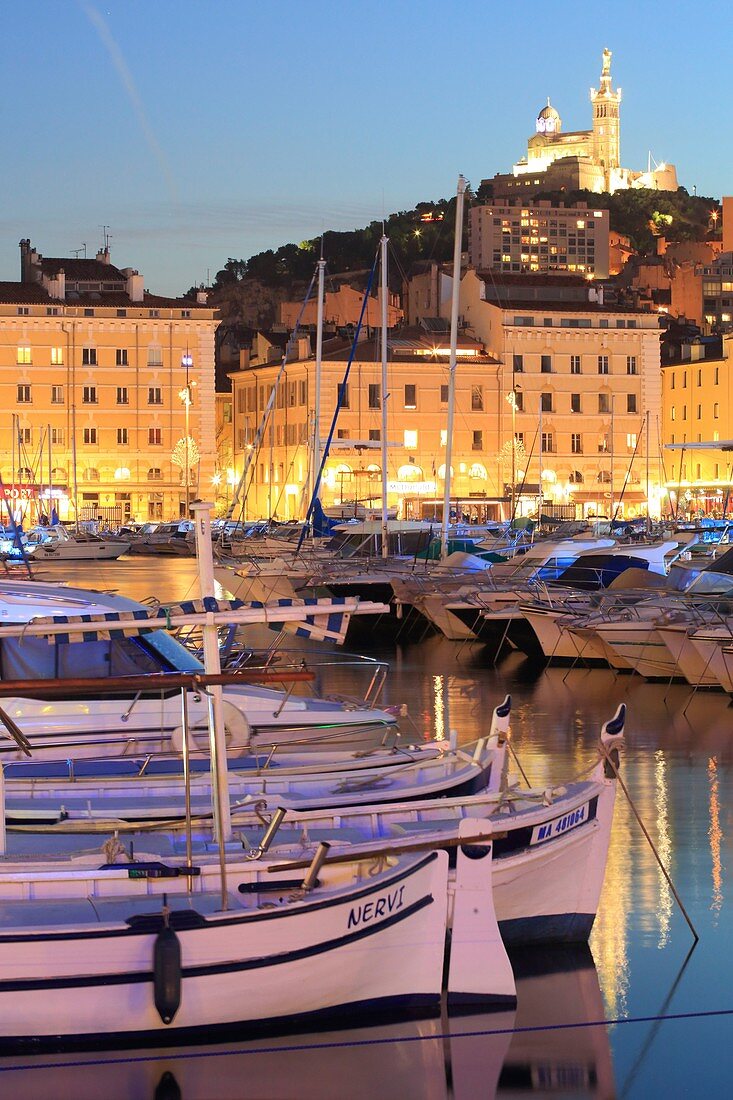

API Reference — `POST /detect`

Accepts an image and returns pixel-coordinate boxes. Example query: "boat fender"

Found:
[153,900,181,1025]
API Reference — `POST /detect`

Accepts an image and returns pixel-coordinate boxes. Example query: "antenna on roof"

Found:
[100,225,111,253]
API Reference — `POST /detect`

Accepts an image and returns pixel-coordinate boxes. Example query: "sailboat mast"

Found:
[440,175,467,559]
[312,253,326,503]
[380,231,389,559]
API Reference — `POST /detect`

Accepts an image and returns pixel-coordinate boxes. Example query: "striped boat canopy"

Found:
[28,595,355,646]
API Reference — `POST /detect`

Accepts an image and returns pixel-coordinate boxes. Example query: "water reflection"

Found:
[0,947,611,1100]
[24,559,733,1094]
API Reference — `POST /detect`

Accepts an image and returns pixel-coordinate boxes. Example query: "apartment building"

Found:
[459,270,664,518]
[468,200,610,279]
[661,335,733,516]
[228,327,500,520]
[0,240,218,524]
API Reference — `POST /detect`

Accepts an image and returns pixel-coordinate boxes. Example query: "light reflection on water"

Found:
[20,559,733,1096]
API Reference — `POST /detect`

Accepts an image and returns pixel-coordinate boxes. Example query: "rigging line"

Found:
[612,413,646,523]
[226,268,318,521]
[297,249,380,551]
[7,1006,733,1074]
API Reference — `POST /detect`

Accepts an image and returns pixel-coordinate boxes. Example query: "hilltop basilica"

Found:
[487,49,678,197]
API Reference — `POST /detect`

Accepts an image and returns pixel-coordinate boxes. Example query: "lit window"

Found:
[17,345,31,365]
[404,429,418,449]
[51,346,63,365]
[440,430,448,446]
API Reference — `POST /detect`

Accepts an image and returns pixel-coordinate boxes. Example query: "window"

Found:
[82,347,97,366]
[84,308,94,317]
[17,307,29,316]
[148,427,162,445]
[471,385,484,411]
[116,309,127,318]
[116,349,128,367]
[440,384,449,402]
[597,471,612,484]
[670,374,675,390]
[682,371,687,389]
[369,429,381,441]
[569,470,584,484]
[598,355,609,374]
[541,432,554,453]
[18,430,31,445]
[697,404,702,420]
[83,468,100,482]
[715,367,720,385]
[598,434,610,452]
[541,392,553,412]
[148,386,163,405]
[627,394,637,413]
[404,429,418,450]
[368,383,381,409]
[570,355,581,374]
[540,355,552,373]
[336,429,350,440]
[627,433,637,450]
[181,310,191,319]
[440,429,448,446]
[117,427,129,446]
[513,354,524,373]
[51,385,64,404]
[83,385,97,404]
[17,345,31,365]
[626,356,637,375]
[50,427,64,445]
[83,427,98,445]
[571,433,582,454]
[472,430,483,451]
[337,382,349,408]
[17,384,31,403]
[117,386,128,405]
[299,379,307,405]
[51,346,63,365]
[571,393,581,413]
[147,345,163,366]
[148,467,162,481]
[671,406,676,421]
[404,384,417,409]
[514,390,524,412]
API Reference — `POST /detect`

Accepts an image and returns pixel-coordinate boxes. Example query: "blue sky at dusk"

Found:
[1,0,730,295]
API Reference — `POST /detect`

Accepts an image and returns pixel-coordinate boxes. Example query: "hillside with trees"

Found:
[207,186,721,329]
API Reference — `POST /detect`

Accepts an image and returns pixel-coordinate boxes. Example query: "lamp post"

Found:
[179,353,194,515]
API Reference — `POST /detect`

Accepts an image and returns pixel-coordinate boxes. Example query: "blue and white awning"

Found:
[10,595,380,647]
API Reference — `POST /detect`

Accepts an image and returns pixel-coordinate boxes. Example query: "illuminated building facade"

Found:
[468,200,610,278]
[459,270,664,518]
[228,328,502,520]
[0,240,218,524]
[661,335,733,517]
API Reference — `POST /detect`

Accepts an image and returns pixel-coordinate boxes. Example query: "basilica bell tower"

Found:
[590,48,621,190]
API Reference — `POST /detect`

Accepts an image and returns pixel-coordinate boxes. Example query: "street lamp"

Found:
[178,352,195,515]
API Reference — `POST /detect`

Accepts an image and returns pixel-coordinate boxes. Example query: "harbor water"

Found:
[2,557,732,1098]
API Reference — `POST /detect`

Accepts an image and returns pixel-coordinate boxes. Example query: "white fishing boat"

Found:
[0,847,459,1048]
[0,700,624,947]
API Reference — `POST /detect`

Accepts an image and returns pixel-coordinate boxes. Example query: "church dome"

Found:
[536,102,561,133]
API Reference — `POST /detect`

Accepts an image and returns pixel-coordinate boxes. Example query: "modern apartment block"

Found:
[468,200,610,278]
[0,240,218,524]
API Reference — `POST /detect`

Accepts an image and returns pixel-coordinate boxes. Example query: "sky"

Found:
[1,0,731,297]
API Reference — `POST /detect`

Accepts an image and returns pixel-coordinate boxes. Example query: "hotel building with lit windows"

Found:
[0,240,218,524]
[468,200,610,278]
